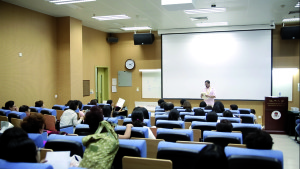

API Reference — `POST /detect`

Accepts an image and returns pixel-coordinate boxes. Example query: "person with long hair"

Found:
[131,110,155,139]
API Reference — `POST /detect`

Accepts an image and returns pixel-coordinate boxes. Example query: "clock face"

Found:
[125,59,135,70]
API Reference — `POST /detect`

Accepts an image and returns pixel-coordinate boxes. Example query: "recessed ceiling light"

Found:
[92,15,131,21]
[161,0,196,11]
[282,18,300,23]
[196,22,228,27]
[295,2,300,7]
[120,26,152,31]
[190,17,208,21]
[49,0,95,5]
[184,7,226,14]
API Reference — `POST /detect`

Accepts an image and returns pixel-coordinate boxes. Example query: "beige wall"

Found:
[0,2,57,108]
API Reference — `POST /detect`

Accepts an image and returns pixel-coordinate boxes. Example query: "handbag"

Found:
[79,120,119,169]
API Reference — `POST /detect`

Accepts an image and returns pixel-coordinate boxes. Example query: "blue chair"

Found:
[122,118,151,127]
[155,115,168,125]
[239,114,255,124]
[157,142,206,169]
[225,147,283,169]
[179,112,194,120]
[29,107,42,113]
[40,108,57,116]
[82,105,95,110]
[232,123,261,140]
[192,107,203,111]
[191,121,217,141]
[74,124,93,136]
[51,105,66,110]
[113,139,147,169]
[60,125,74,134]
[47,134,86,152]
[225,108,230,111]
[157,128,193,142]
[184,116,206,122]
[155,108,165,112]
[174,106,183,109]
[177,109,186,112]
[28,133,45,148]
[115,126,148,138]
[104,117,118,124]
[204,110,212,113]
[231,110,240,114]
[156,120,185,129]
[218,117,241,123]
[0,109,11,116]
[155,112,166,116]
[7,111,26,121]
[216,113,223,117]
[0,159,53,169]
[203,131,243,147]
[238,108,251,114]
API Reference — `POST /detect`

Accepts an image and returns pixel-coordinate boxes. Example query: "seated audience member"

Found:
[2,100,18,111]
[183,101,192,112]
[35,100,44,107]
[180,99,186,107]
[206,111,218,122]
[103,105,112,117]
[106,100,114,111]
[198,144,228,169]
[0,127,38,163]
[85,106,132,138]
[131,110,155,139]
[250,109,258,124]
[65,100,72,106]
[60,101,84,127]
[244,130,273,149]
[212,101,225,113]
[75,100,84,117]
[21,113,45,134]
[194,108,206,116]
[204,105,213,110]
[223,110,233,117]
[230,104,238,110]
[133,107,149,119]
[295,119,300,142]
[89,99,98,106]
[19,105,31,117]
[158,99,164,107]
[199,101,207,108]
[164,102,174,115]
[216,119,233,132]
[160,101,166,109]
[168,109,181,121]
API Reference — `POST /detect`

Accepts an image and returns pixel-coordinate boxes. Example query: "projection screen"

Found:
[162,30,272,100]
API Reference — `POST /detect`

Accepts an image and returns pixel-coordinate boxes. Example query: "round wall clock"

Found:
[125,59,135,70]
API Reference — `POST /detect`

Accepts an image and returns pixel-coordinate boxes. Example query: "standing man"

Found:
[201,80,216,106]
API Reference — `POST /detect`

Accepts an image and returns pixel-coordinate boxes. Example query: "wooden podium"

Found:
[264,97,288,134]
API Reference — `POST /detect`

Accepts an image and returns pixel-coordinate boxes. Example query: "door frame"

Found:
[95,66,109,103]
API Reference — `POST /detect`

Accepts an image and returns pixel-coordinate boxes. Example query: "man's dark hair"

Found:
[230,104,238,110]
[3,101,14,110]
[131,110,146,127]
[90,99,98,105]
[160,102,166,109]
[212,101,225,113]
[216,119,233,132]
[84,106,103,133]
[199,101,207,107]
[180,99,186,106]
[244,130,273,150]
[35,100,44,107]
[21,113,45,133]
[158,99,165,106]
[194,109,205,116]
[251,109,256,114]
[206,111,218,122]
[106,100,113,105]
[75,100,83,110]
[198,144,228,169]
[69,100,78,111]
[19,105,29,112]
[164,102,174,111]
[103,105,112,117]
[205,80,210,84]
[205,106,213,110]
[134,107,149,119]
[223,110,233,117]
[168,109,180,120]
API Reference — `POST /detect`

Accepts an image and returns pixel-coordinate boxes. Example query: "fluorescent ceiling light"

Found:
[162,0,193,5]
[184,8,226,14]
[49,0,95,5]
[196,22,228,27]
[190,17,208,21]
[282,18,300,22]
[120,26,152,31]
[295,2,300,7]
[92,15,130,21]
[161,0,195,11]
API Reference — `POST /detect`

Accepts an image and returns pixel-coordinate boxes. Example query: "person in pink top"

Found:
[201,80,216,106]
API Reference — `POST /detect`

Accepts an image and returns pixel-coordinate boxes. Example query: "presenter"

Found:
[201,80,216,106]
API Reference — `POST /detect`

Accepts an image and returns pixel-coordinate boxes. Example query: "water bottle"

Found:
[279,92,281,97]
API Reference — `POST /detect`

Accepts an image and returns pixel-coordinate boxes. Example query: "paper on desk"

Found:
[116,98,125,108]
[46,151,70,169]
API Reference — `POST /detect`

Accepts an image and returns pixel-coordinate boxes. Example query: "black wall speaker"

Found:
[107,37,118,43]
[280,26,300,40]
[133,33,155,45]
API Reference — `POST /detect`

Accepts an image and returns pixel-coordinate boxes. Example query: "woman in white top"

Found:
[60,100,84,127]
[131,110,155,139]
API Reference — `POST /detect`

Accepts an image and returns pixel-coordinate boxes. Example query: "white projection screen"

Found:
[162,30,272,100]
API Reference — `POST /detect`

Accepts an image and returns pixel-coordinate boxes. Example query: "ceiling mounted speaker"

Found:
[107,37,118,43]
[280,26,300,40]
[133,33,155,45]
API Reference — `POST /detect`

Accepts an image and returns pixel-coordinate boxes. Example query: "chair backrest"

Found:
[10,118,23,128]
[239,114,255,124]
[191,121,217,140]
[43,114,57,131]
[238,108,251,114]
[203,131,242,147]
[155,112,166,116]
[82,105,95,110]
[7,112,20,122]
[40,108,56,116]
[157,128,193,142]
[47,134,86,154]
[155,108,165,112]
[225,147,283,169]
[74,124,93,136]
[51,105,66,110]
[0,116,8,123]
[44,139,83,157]
[218,117,241,123]
[232,123,261,140]
[104,117,119,124]
[157,142,206,169]
[176,109,186,112]
[113,139,147,169]
[155,115,169,125]
[29,107,43,113]
[56,110,64,121]
[28,133,44,148]
[115,126,148,138]
[231,110,240,114]
[184,116,206,122]
[156,120,184,129]
[0,159,53,169]
[122,156,172,169]
[179,112,194,120]
[0,110,6,116]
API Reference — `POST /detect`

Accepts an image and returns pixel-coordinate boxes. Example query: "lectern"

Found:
[264,97,288,134]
